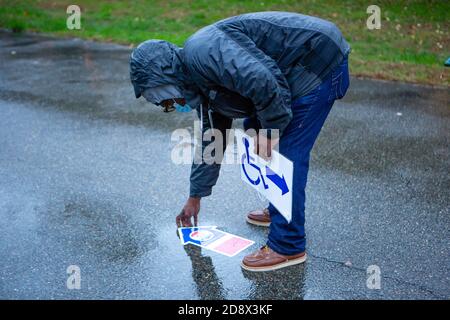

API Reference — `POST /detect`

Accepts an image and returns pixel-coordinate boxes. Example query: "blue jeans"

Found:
[244,56,349,255]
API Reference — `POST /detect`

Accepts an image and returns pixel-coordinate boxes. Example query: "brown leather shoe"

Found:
[246,208,271,227]
[241,245,306,272]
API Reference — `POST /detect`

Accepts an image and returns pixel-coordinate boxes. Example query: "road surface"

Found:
[0,31,449,299]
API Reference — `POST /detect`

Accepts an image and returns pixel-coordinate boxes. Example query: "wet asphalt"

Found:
[0,30,449,300]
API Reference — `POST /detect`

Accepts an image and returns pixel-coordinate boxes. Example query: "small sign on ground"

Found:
[178,226,254,257]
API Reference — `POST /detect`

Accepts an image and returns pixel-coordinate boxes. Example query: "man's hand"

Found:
[253,134,280,160]
[176,197,201,227]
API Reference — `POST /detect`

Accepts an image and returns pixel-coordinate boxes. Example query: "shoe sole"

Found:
[240,254,307,272]
[246,216,271,227]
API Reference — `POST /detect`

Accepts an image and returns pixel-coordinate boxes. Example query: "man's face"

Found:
[159,98,186,113]
[141,85,186,112]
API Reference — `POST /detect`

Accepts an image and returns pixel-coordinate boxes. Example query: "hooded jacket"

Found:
[130,11,350,197]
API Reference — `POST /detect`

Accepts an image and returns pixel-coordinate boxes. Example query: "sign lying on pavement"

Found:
[178,226,254,257]
[235,130,293,223]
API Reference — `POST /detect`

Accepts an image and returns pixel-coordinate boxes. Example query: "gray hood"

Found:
[129,40,185,98]
[130,39,203,108]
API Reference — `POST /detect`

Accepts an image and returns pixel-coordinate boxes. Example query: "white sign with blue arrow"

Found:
[235,130,293,223]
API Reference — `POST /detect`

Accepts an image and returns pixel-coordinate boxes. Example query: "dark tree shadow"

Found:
[182,244,226,300]
[241,263,307,300]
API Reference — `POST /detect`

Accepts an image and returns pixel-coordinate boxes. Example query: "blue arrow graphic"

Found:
[265,166,289,195]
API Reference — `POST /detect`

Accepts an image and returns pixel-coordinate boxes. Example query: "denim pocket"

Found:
[336,59,349,100]
[327,70,341,102]
[338,73,349,100]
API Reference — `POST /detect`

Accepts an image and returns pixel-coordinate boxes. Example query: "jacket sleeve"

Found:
[189,104,233,198]
[185,28,293,136]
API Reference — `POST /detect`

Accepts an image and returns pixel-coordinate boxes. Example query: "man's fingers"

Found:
[176,209,185,227]
[177,206,199,228]
[183,217,193,227]
[193,213,198,227]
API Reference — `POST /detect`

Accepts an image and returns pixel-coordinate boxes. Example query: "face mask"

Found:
[173,99,192,112]
[142,85,183,105]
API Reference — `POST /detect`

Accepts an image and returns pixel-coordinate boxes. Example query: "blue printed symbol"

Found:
[241,137,269,189]
[179,226,219,245]
[241,137,289,195]
[265,166,289,195]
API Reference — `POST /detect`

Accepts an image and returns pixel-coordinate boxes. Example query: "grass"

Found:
[1,0,449,86]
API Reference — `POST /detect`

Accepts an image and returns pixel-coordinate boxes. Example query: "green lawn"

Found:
[1,0,449,86]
